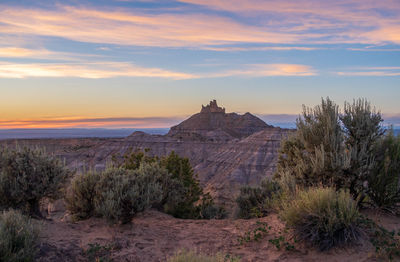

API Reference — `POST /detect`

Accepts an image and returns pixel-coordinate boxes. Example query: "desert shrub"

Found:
[367,130,400,213]
[276,98,347,189]
[0,209,40,262]
[65,161,218,222]
[236,179,280,218]
[276,98,384,201]
[168,250,241,262]
[280,187,362,251]
[112,150,219,219]
[341,99,384,198]
[0,147,69,217]
[276,170,297,195]
[65,171,101,220]
[160,151,203,218]
[81,149,225,220]
[95,164,164,224]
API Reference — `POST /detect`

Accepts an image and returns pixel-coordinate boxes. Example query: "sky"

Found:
[0,0,399,129]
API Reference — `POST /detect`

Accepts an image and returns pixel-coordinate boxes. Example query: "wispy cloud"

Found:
[210,64,316,77]
[0,5,295,48]
[0,46,106,62]
[0,47,50,57]
[347,48,400,52]
[0,2,398,49]
[0,60,316,79]
[0,61,196,79]
[179,0,400,45]
[337,67,400,76]
[202,46,320,52]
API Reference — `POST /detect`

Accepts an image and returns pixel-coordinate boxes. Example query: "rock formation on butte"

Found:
[0,100,289,210]
[168,100,271,140]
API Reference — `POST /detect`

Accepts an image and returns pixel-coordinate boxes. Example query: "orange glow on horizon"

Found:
[0,117,183,129]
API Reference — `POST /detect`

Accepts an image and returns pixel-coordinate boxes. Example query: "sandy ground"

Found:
[35,202,400,262]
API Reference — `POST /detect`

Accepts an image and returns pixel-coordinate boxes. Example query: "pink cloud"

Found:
[210,64,316,77]
[0,2,398,48]
[179,0,400,45]
[0,5,295,47]
[337,66,400,76]
[0,61,196,79]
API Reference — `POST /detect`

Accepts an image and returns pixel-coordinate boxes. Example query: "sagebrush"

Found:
[109,150,223,219]
[280,187,362,251]
[65,171,101,220]
[95,165,164,224]
[0,209,40,262]
[0,147,69,217]
[276,98,384,202]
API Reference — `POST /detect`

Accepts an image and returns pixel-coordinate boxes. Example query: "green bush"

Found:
[276,98,384,201]
[95,164,164,224]
[0,209,39,262]
[112,150,222,219]
[66,164,166,224]
[67,150,224,222]
[280,187,362,251]
[341,99,384,198]
[367,130,400,213]
[65,171,101,220]
[168,250,241,262]
[0,147,69,217]
[236,179,280,218]
[160,151,203,218]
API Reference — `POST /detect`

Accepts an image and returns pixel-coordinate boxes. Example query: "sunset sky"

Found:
[0,0,399,128]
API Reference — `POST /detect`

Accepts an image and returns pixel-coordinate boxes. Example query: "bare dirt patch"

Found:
[37,208,382,262]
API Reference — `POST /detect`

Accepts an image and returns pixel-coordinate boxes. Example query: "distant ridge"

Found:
[167,100,272,139]
[0,128,169,140]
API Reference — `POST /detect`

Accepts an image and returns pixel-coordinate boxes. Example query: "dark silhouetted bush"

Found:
[0,147,69,217]
[0,209,39,262]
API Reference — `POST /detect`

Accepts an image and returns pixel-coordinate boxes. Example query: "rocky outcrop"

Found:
[0,101,290,210]
[167,100,271,140]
